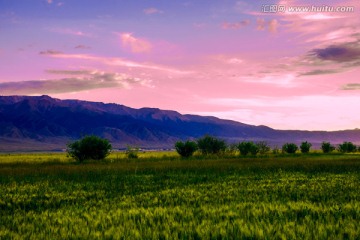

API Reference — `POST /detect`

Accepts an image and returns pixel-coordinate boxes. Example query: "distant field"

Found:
[0,153,359,239]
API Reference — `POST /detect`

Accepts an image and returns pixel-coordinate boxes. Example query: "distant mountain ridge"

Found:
[0,95,359,151]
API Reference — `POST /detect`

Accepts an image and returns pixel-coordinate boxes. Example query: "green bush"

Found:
[282,143,298,154]
[67,135,112,162]
[175,141,198,158]
[237,142,251,156]
[256,141,271,155]
[338,141,357,153]
[300,141,312,153]
[126,146,139,159]
[272,146,280,154]
[237,141,259,156]
[321,142,335,153]
[226,143,238,155]
[197,135,226,155]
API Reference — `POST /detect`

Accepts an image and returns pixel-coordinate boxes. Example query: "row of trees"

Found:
[175,136,360,158]
[66,135,359,162]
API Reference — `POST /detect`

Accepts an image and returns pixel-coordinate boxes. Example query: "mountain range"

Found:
[0,95,359,151]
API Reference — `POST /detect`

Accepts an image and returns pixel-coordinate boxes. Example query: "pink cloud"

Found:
[277,0,360,46]
[120,33,152,53]
[256,18,278,33]
[256,18,266,31]
[221,20,250,30]
[143,7,163,15]
[268,19,278,33]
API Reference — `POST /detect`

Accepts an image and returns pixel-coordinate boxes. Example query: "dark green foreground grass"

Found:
[0,153,359,239]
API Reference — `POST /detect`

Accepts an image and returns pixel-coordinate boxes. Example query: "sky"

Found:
[0,0,359,131]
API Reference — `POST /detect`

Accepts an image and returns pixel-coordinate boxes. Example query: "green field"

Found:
[0,153,359,239]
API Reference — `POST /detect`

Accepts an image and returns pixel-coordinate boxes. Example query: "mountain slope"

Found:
[0,95,359,151]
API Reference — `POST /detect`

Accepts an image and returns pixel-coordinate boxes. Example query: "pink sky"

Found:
[0,0,360,131]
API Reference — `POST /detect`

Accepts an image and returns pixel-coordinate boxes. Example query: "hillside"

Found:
[0,95,359,151]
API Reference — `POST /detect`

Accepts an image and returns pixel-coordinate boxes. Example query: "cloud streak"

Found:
[309,43,360,63]
[0,71,151,95]
[48,28,91,37]
[143,8,163,15]
[39,49,63,55]
[75,45,91,49]
[120,33,152,53]
[40,51,191,74]
[248,38,360,81]
[221,20,250,30]
[341,83,360,90]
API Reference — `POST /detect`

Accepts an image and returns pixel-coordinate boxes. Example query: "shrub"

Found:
[321,142,335,153]
[197,135,226,155]
[338,141,357,153]
[300,141,312,153]
[282,143,298,154]
[272,146,280,154]
[256,141,271,155]
[67,135,112,162]
[226,143,238,156]
[126,146,139,159]
[237,142,251,156]
[237,141,259,156]
[175,140,198,158]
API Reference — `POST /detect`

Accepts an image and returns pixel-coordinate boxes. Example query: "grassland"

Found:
[0,152,359,239]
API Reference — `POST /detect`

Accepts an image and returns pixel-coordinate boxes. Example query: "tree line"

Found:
[66,135,359,162]
[175,135,360,158]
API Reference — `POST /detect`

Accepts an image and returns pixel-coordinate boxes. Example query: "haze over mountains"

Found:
[0,95,359,151]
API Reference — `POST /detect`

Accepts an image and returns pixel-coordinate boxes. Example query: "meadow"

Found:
[0,152,359,239]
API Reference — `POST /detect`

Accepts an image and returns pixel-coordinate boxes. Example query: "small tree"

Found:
[338,141,357,153]
[197,135,226,155]
[237,141,259,156]
[67,135,112,162]
[300,141,312,153]
[256,141,271,155]
[237,141,251,156]
[282,143,298,154]
[175,140,198,158]
[321,142,335,153]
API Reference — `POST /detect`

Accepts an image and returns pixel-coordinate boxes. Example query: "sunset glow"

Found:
[1,0,359,130]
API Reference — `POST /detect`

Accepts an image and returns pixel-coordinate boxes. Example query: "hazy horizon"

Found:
[1,0,359,131]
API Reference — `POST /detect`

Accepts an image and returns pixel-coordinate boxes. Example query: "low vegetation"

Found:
[300,141,312,153]
[237,141,258,156]
[0,152,359,239]
[175,140,198,158]
[176,136,359,157]
[125,145,140,159]
[281,143,299,154]
[196,135,226,155]
[321,141,335,153]
[2,135,360,238]
[66,135,112,162]
[338,141,357,153]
